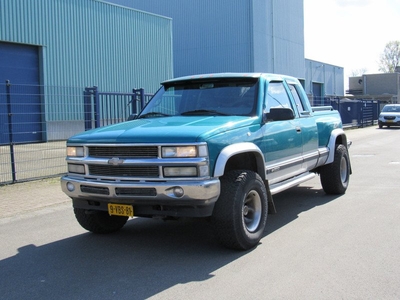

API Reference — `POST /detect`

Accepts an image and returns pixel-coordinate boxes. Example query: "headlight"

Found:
[161,145,208,158]
[163,167,197,177]
[67,146,84,157]
[68,164,85,174]
[162,146,197,158]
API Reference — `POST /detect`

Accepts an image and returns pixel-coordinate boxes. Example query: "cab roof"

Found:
[162,72,299,85]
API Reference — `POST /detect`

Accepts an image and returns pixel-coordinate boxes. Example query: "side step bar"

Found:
[269,172,316,195]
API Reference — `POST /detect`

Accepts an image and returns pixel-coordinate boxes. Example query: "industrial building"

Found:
[1,0,344,144]
[0,0,173,143]
[348,72,400,105]
[111,0,344,99]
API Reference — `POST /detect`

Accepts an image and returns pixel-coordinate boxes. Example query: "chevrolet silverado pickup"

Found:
[61,73,351,250]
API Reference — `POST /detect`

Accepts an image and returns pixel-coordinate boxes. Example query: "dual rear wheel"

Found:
[320,144,350,195]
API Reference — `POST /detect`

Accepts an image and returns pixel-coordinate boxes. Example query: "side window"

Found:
[265,82,293,113]
[288,84,305,113]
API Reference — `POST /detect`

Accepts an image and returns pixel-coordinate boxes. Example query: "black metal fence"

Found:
[314,97,380,128]
[0,83,151,184]
[1,83,380,184]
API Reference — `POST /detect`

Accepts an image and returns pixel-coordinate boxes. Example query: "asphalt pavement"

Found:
[1,126,400,299]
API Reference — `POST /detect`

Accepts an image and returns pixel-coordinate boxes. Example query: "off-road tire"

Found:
[320,144,350,194]
[74,208,128,233]
[212,170,268,250]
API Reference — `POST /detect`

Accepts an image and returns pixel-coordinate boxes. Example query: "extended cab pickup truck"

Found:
[61,73,351,250]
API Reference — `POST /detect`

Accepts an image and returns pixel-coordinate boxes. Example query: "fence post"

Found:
[83,86,101,129]
[5,80,17,183]
[139,88,145,111]
[93,86,100,128]
[131,89,138,115]
[84,87,92,131]
[132,88,145,114]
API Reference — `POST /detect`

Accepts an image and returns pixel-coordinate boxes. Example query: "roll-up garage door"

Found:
[0,42,42,144]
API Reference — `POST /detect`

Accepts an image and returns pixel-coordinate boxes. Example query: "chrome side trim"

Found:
[265,156,303,175]
[315,147,329,167]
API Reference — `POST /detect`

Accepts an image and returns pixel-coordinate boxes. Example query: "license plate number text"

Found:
[108,203,134,217]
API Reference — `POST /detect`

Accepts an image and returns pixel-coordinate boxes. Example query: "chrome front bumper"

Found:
[61,175,220,206]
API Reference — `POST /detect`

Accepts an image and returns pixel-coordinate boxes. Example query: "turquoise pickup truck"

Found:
[61,73,351,250]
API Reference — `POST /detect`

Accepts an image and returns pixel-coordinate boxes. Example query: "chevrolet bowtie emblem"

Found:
[108,157,125,165]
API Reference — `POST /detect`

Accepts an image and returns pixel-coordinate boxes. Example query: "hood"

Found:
[68,116,259,144]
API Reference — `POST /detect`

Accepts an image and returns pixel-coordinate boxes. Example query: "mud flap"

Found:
[264,180,277,214]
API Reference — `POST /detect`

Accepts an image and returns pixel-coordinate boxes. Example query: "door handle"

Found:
[296,126,301,133]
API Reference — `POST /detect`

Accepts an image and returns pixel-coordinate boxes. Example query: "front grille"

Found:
[81,185,110,195]
[115,187,157,196]
[384,116,396,120]
[88,146,158,158]
[89,165,159,177]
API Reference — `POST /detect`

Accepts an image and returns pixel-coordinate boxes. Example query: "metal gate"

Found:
[360,100,379,127]
[328,98,380,128]
[83,86,153,130]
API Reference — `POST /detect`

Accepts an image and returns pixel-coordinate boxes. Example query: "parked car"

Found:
[378,104,400,128]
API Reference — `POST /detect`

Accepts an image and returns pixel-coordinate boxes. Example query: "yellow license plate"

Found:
[108,203,134,217]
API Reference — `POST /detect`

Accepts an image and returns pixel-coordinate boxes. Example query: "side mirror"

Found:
[265,107,295,122]
[127,114,138,121]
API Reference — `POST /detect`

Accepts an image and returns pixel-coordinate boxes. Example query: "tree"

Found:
[378,41,400,73]
[350,68,368,77]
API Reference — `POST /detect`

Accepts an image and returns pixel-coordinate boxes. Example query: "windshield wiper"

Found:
[181,109,229,116]
[139,112,171,119]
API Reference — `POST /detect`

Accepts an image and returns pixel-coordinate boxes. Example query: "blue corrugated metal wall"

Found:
[0,0,173,123]
[305,59,344,97]
[112,0,254,77]
[110,0,344,96]
[267,0,305,78]
[0,0,172,91]
[110,0,306,79]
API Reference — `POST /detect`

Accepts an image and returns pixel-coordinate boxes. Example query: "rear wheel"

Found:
[74,208,128,233]
[212,170,268,250]
[320,144,350,194]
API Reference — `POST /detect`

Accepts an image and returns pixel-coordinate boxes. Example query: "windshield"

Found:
[139,78,259,118]
[382,105,400,113]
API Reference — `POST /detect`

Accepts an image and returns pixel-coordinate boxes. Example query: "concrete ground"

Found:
[0,177,70,220]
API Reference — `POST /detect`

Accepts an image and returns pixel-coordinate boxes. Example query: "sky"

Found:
[304,0,400,78]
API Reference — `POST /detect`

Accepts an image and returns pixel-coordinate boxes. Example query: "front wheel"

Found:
[320,144,350,194]
[212,170,268,250]
[74,208,128,234]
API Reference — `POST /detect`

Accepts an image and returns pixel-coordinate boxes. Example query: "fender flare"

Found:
[326,128,348,164]
[213,142,266,179]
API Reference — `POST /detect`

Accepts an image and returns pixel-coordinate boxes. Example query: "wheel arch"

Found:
[213,143,266,180]
[326,128,348,164]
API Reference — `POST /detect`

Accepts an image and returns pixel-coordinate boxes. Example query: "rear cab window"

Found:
[286,80,311,117]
